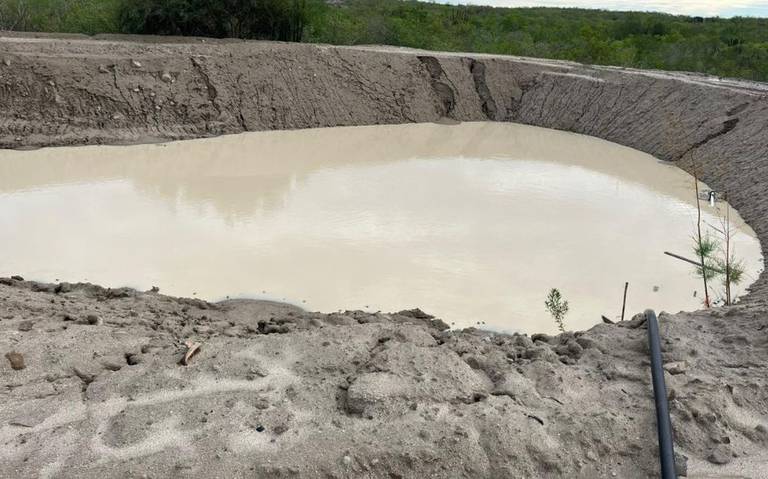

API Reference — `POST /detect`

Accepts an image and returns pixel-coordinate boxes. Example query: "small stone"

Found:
[707,444,733,465]
[101,360,123,372]
[98,65,109,73]
[674,451,688,476]
[73,366,96,384]
[5,351,25,370]
[342,455,352,466]
[255,425,265,432]
[125,353,142,366]
[86,314,101,325]
[11,275,23,281]
[2,58,10,67]
[664,361,687,375]
[161,72,173,83]
[131,60,142,68]
[18,321,33,332]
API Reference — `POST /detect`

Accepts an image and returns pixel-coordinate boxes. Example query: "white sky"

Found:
[434,1,768,17]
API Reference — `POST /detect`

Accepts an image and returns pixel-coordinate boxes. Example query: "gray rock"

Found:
[18,320,34,332]
[674,451,688,476]
[664,361,688,375]
[72,365,97,384]
[125,353,142,366]
[523,346,559,363]
[5,351,25,370]
[707,444,733,465]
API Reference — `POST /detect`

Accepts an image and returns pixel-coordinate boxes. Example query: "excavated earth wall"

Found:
[1,34,768,478]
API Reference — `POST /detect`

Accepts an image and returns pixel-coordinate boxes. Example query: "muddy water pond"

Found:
[0,122,763,333]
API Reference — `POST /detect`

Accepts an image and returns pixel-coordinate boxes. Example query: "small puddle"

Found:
[0,122,763,333]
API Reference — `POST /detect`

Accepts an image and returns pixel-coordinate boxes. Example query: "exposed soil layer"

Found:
[1,279,767,478]
[1,34,768,478]
[1,34,767,295]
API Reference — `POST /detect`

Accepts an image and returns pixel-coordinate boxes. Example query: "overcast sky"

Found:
[434,1,768,17]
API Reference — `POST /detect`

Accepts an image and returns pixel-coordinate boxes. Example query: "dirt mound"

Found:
[1,278,767,478]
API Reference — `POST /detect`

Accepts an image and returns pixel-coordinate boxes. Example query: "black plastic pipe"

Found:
[646,309,677,479]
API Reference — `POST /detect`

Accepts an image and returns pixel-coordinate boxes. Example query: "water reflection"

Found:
[0,122,762,333]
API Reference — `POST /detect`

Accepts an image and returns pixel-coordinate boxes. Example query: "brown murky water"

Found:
[0,122,762,333]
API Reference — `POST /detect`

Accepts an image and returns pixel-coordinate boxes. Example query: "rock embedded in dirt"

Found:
[5,351,25,370]
[664,361,688,375]
[100,359,123,372]
[17,320,34,332]
[674,451,688,476]
[707,444,733,464]
[72,364,97,384]
[125,353,142,366]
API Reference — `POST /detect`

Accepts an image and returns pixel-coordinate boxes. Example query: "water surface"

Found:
[0,122,762,333]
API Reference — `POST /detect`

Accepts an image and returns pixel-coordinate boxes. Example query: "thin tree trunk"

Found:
[692,158,710,308]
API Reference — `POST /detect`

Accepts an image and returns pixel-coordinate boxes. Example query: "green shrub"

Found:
[119,0,309,41]
[545,288,569,333]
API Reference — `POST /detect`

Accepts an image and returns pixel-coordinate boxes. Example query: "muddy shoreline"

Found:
[2,34,767,293]
[1,34,768,477]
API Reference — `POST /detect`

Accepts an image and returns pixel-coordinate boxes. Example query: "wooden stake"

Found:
[664,251,724,274]
[621,282,629,322]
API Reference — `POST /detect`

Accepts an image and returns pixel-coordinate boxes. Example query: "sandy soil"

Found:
[1,34,768,478]
[1,278,767,478]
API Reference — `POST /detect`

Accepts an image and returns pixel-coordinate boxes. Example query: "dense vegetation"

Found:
[1,0,767,81]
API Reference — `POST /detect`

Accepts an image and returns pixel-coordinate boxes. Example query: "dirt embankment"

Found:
[1,35,767,294]
[1,278,767,478]
[1,34,768,478]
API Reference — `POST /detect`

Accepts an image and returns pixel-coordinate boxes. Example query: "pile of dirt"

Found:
[1,278,767,478]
